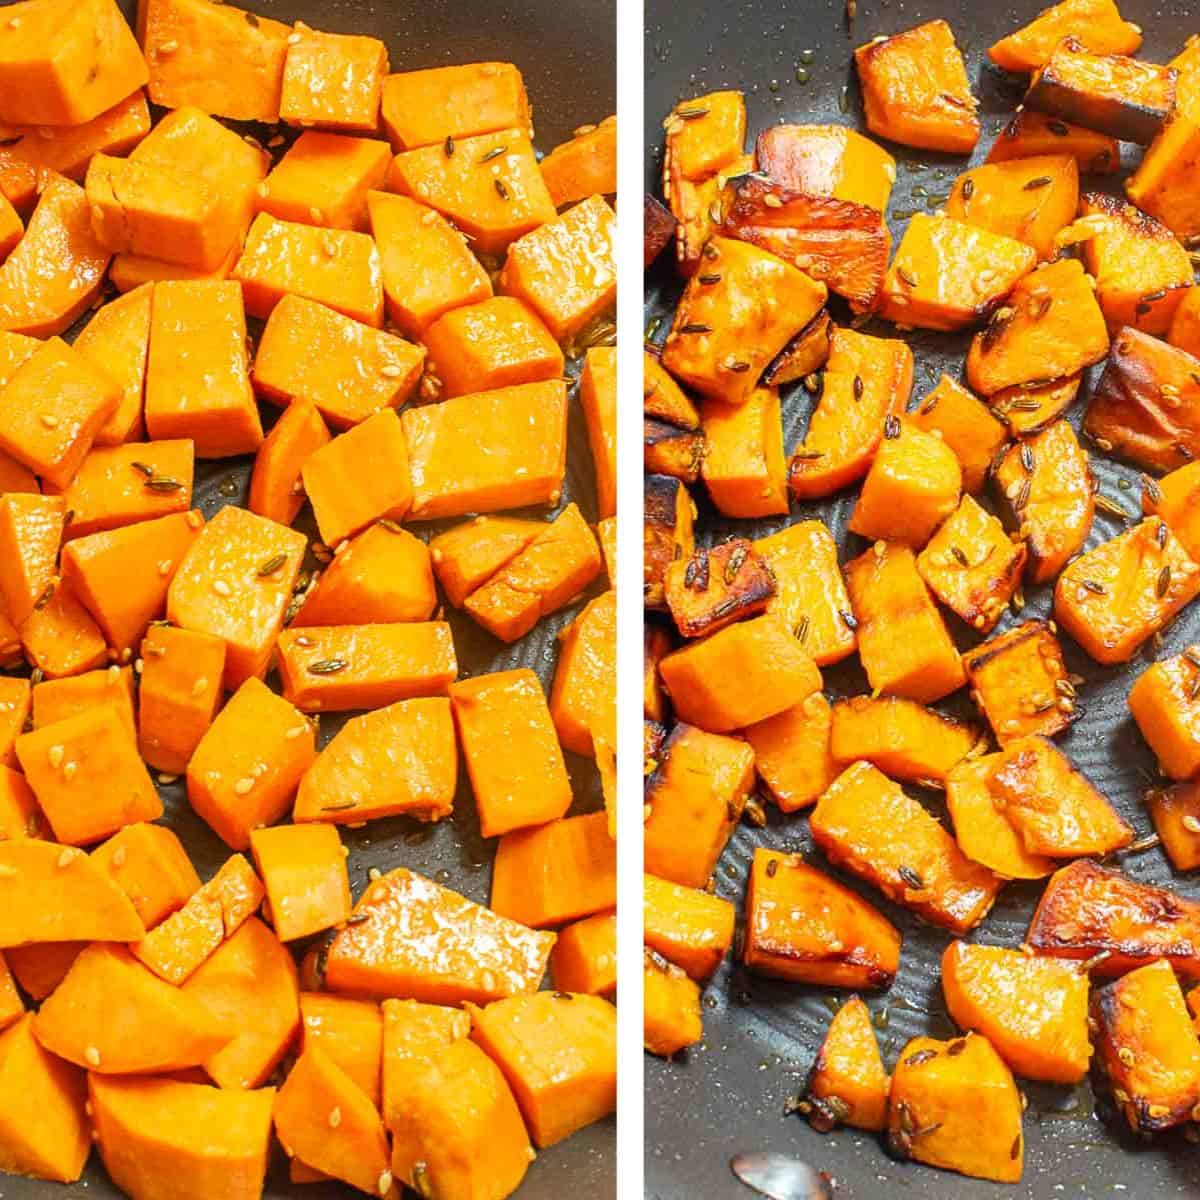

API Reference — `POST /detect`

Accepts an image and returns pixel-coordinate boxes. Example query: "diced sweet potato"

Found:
[303,993,383,1108]
[700,387,788,518]
[1127,109,1200,241]
[5,944,83,1000]
[1147,779,1200,870]
[550,912,617,996]
[661,90,745,183]
[0,761,41,836]
[249,824,350,943]
[642,874,733,981]
[663,150,751,280]
[988,0,1141,71]
[550,590,615,757]
[1129,649,1200,780]
[91,822,200,929]
[109,243,238,291]
[279,27,387,133]
[246,401,329,529]
[1142,461,1200,560]
[31,665,134,742]
[540,115,616,206]
[644,192,676,268]
[908,374,1008,494]
[70,284,151,447]
[1170,286,1200,360]
[0,491,64,626]
[802,996,889,1133]
[429,516,544,610]
[986,107,1119,172]
[743,847,900,989]
[643,416,703,484]
[16,579,107,680]
[756,123,894,213]
[664,538,775,639]
[581,345,616,520]
[761,308,834,388]
[743,692,837,813]
[644,474,694,612]
[643,948,702,1057]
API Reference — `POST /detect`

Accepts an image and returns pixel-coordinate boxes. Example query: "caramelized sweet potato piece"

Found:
[549,589,615,758]
[1169,285,1200,360]
[642,873,734,981]
[1127,109,1200,241]
[743,848,901,989]
[743,692,838,813]
[908,375,1008,494]
[756,124,895,213]
[700,387,788,518]
[664,538,775,638]
[643,417,704,483]
[802,996,889,1133]
[985,108,1119,173]
[1129,649,1200,779]
[1142,460,1200,560]
[855,20,980,153]
[662,151,751,280]
[1147,779,1200,870]
[1024,38,1174,144]
[644,350,699,429]
[662,90,746,183]
[644,473,694,612]
[987,373,1077,438]
[760,308,833,388]
[643,948,703,1058]
[644,193,676,268]
[887,1033,1023,1183]
[988,0,1141,71]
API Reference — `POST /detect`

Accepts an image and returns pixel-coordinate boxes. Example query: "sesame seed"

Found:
[380,364,402,378]
[63,761,77,780]
[234,777,255,795]
[107,665,120,683]
[187,510,203,529]
[377,1170,393,1197]
[48,744,64,768]
[157,559,173,576]
[286,724,308,739]
[157,38,179,53]
[84,1045,101,1066]
[213,579,232,597]
[287,30,302,43]
[112,846,127,867]
[40,413,59,428]
[309,206,323,223]
[368,867,382,881]
[329,1107,342,1128]
[58,847,78,868]
[157,773,178,785]
[192,677,208,696]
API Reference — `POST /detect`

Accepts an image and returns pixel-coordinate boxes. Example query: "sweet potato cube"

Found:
[550,590,615,757]
[279,28,387,133]
[402,380,567,520]
[1129,649,1200,779]
[249,824,350,943]
[986,107,1118,172]
[108,243,239,291]
[579,345,616,520]
[91,822,200,929]
[1170,285,1200,360]
[1092,959,1200,1132]
[762,308,834,389]
[662,236,826,407]
[0,762,40,836]
[246,400,329,528]
[16,579,107,679]
[663,150,751,280]
[699,387,788,518]
[292,697,456,826]
[987,734,1132,856]
[664,538,775,639]
[643,416,703,484]
[644,474,694,612]
[367,190,492,337]
[643,724,754,888]
[31,664,135,741]
[302,994,383,1109]
[0,194,19,260]
[813,762,1002,933]
[1127,110,1200,242]
[643,353,694,431]
[6,943,89,1001]
[1143,461,1200,560]
[186,677,315,851]
[16,706,160,845]
[1055,517,1200,663]
[887,1033,1023,1183]
[136,625,224,774]
[0,448,36,496]
[643,949,702,1057]
[0,1014,88,1183]
[139,0,288,123]
[989,0,1141,71]
[1025,38,1174,144]
[0,952,20,1031]
[907,375,1007,494]
[756,122,894,213]
[802,996,889,1133]
[855,19,980,153]
[789,327,913,499]
[1146,779,1200,870]
[848,420,961,547]
[662,89,745,182]
[659,612,822,733]
[0,492,63,625]
[540,115,616,206]
[642,874,733,982]
[994,370,1080,433]
[879,214,1036,332]
[743,692,837,814]
[550,912,616,996]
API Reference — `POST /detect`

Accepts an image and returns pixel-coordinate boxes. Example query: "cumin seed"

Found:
[1022,175,1052,189]
[1158,565,1172,598]
[493,178,510,200]
[307,658,349,675]
[478,145,506,163]
[257,553,287,576]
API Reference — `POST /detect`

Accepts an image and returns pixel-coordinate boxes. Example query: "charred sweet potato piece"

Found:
[643,418,703,483]
[879,214,1036,332]
[700,387,788,518]
[643,948,702,1058]
[1142,461,1200,561]
[1127,110,1200,241]
[994,419,1093,583]
[855,20,980,154]
[1170,286,1200,361]
[811,762,1002,934]
[663,538,775,638]
[1024,38,1174,144]
[830,695,981,785]
[966,258,1108,395]
[802,997,889,1133]
[663,152,751,279]
[1129,649,1200,780]
[887,1033,1023,1183]
[908,375,1008,495]
[945,155,1078,261]
[844,541,964,703]
[644,474,695,612]
[761,308,834,388]
[848,420,961,547]
[1028,858,1200,978]
[988,0,1142,71]
[644,350,700,430]
[756,124,895,214]
[1085,328,1200,472]
[642,873,735,981]
[644,194,676,268]
[755,521,856,667]
[661,236,826,406]
[743,692,838,813]
[991,374,1081,437]
[1092,959,1200,1132]
[643,625,671,722]
[1054,516,1200,664]
[1147,779,1200,870]
[789,327,913,499]
[742,848,901,990]
[986,108,1119,173]
[942,941,1090,1084]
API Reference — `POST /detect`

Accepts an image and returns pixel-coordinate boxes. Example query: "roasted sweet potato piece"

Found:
[988,0,1141,72]
[642,873,734,981]
[1129,649,1200,780]
[761,308,833,388]
[1169,285,1200,361]
[18,576,108,680]
[1055,516,1200,663]
[789,327,913,499]
[661,236,827,406]
[844,541,965,703]
[0,673,25,766]
[661,90,746,183]
[755,521,855,667]
[1086,327,1200,472]
[1024,38,1174,144]
[643,948,703,1058]
[643,417,703,484]
[643,723,754,888]
[549,589,615,758]
[644,473,694,612]
[743,847,901,989]
[644,193,676,268]
[1028,858,1200,978]
[659,612,821,733]
[985,108,1119,173]
[800,996,889,1133]
[1147,779,1200,870]
[0,491,65,627]
[719,175,890,313]
[855,20,980,153]
[756,124,895,213]
[1171,33,1200,118]
[663,151,752,280]
[644,350,700,429]
[664,538,775,638]
[966,257,1109,395]
[887,1033,1023,1184]
[879,214,1037,332]
[811,762,1002,934]
[1092,959,1200,1132]
[831,696,980,785]
[1142,460,1200,561]
[991,373,1079,436]
[540,115,616,206]
[743,692,838,813]
[700,387,788,518]
[1127,110,1200,241]
[550,912,616,996]
[847,419,961,547]
[908,375,1008,494]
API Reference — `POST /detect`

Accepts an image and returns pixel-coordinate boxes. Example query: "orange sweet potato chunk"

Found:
[908,375,1008,494]
[1129,650,1200,780]
[6,946,81,1006]
[0,951,21,1031]
[643,949,702,1057]
[279,27,387,133]
[986,107,1119,172]
[550,912,616,996]
[989,0,1141,72]
[17,578,108,680]
[300,993,383,1110]
[0,761,41,836]
[1127,111,1200,243]
[1143,461,1200,561]
[700,386,789,519]
[247,400,329,528]
[541,116,616,206]
[1147,779,1200,871]
[31,664,135,740]
[755,123,895,213]
[642,874,733,982]
[249,824,350,943]
[802,996,890,1132]
[743,692,838,814]
[91,822,200,929]
[550,590,615,758]
[0,491,64,626]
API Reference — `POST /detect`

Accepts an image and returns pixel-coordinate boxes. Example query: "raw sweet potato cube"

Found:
[31,665,135,741]
[491,810,615,929]
[744,848,900,989]
[1055,516,1200,663]
[108,243,238,292]
[15,706,161,845]
[802,995,889,1133]
[789,327,913,499]
[16,577,107,680]
[550,912,617,998]
[72,286,152,447]
[91,822,200,929]
[423,296,562,399]
[279,27,387,133]
[292,697,456,826]
[986,107,1119,172]
[700,387,788,518]
[1147,779,1200,870]
[580,345,616,521]
[145,280,262,457]
[302,993,384,1110]
[642,874,733,982]
[381,61,529,151]
[1129,649,1200,780]
[988,0,1141,71]
[0,448,37,496]
[429,516,543,609]
[186,677,315,851]
[0,0,146,126]
[1127,110,1200,242]
[402,380,567,520]
[0,337,119,488]
[663,538,774,639]
[644,723,754,888]
[550,590,615,757]
[662,89,746,182]
[247,400,329,528]
[276,622,457,713]
[855,20,980,153]
[0,491,63,625]
[0,761,40,836]
[249,824,350,943]
[1143,461,1200,560]
[908,375,1007,494]
[879,214,1036,332]
[743,692,837,813]
[389,128,555,257]
[756,123,894,213]
[813,761,1002,934]
[139,0,289,123]
[540,115,616,206]
[450,667,571,837]
[644,474,694,612]
[257,131,390,231]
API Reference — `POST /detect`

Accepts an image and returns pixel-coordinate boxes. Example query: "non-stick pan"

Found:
[645,2,1200,1196]
[6,0,615,1196]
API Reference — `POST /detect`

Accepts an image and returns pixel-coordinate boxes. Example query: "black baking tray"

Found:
[644,1,1200,1197]
[4,0,616,1195]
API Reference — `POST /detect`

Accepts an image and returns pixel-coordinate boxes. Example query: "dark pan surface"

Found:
[645,2,1200,1196]
[6,0,615,1196]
